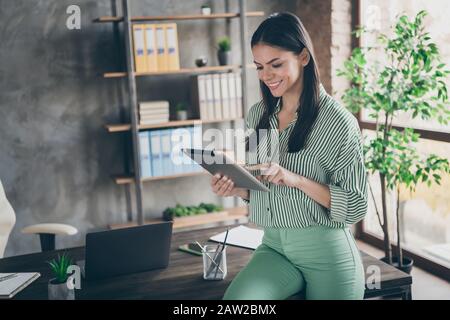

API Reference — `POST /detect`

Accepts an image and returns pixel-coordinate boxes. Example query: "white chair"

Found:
[0,179,78,254]
[0,180,16,258]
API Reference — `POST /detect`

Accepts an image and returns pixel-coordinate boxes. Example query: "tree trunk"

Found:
[380,173,392,264]
[396,186,403,268]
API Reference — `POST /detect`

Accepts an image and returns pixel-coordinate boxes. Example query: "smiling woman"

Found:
[209,12,369,300]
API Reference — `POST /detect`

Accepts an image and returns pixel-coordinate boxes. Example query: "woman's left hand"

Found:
[256,163,302,189]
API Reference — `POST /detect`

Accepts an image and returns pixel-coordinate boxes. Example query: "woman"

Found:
[210,12,368,300]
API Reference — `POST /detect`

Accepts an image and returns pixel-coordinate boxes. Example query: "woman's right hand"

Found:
[210,174,249,199]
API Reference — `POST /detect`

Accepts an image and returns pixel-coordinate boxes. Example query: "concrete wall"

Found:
[0,0,350,256]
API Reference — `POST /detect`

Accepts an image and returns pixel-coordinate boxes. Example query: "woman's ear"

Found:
[299,48,310,67]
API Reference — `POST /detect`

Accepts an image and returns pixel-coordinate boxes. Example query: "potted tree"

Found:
[217,36,231,66]
[338,10,450,272]
[47,252,75,300]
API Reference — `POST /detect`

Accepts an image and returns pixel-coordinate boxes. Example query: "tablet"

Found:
[182,148,270,192]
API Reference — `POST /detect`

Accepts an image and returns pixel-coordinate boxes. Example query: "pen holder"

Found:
[202,244,227,280]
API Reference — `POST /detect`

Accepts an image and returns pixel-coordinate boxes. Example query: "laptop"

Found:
[78,222,173,280]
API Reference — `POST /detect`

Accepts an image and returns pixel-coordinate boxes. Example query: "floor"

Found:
[356,240,450,300]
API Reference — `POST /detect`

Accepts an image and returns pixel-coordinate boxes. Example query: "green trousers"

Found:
[223,225,365,300]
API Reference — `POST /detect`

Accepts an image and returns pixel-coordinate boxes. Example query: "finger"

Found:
[216,175,227,189]
[218,178,231,194]
[271,167,283,182]
[271,171,284,185]
[260,164,273,178]
[267,167,280,182]
[227,181,235,193]
[211,176,219,187]
[262,163,277,177]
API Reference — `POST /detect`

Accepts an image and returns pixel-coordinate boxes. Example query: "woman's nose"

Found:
[259,69,273,82]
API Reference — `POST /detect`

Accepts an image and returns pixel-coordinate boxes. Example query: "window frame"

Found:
[351,0,450,281]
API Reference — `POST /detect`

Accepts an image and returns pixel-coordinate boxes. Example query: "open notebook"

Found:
[209,225,263,250]
[0,273,40,299]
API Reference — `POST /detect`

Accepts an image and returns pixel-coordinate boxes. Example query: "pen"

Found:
[213,229,229,279]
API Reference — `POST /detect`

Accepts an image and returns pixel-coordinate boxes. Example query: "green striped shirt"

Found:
[244,84,368,228]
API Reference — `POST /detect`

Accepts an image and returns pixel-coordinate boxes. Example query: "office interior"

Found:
[0,0,449,301]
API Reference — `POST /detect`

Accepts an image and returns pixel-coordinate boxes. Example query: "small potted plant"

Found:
[201,4,211,15]
[175,102,188,121]
[217,36,231,66]
[47,252,75,300]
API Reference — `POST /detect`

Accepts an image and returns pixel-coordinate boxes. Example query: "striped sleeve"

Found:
[240,102,261,204]
[327,123,368,225]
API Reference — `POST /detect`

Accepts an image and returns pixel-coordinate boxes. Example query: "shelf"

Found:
[113,171,209,185]
[93,11,264,23]
[105,118,243,133]
[109,206,248,230]
[103,65,243,78]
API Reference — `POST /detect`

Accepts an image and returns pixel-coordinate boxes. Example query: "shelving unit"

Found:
[104,118,243,133]
[96,0,261,227]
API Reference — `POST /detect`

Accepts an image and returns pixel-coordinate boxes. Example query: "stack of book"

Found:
[139,127,203,178]
[191,72,243,121]
[139,101,170,125]
[132,23,180,73]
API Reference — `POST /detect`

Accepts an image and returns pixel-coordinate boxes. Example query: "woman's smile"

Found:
[266,80,283,91]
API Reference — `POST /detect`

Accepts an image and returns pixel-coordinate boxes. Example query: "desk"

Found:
[0,224,412,300]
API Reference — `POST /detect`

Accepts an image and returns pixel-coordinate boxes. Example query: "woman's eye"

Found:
[272,64,282,68]
[256,66,263,70]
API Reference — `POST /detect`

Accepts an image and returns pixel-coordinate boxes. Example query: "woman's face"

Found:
[252,43,309,98]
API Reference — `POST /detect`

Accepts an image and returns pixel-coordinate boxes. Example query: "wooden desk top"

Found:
[0,224,412,300]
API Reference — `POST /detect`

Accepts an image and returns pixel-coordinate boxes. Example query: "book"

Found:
[220,73,230,119]
[204,74,214,121]
[165,23,180,71]
[170,128,185,175]
[160,129,173,176]
[150,130,163,176]
[140,118,170,125]
[191,75,207,121]
[236,72,243,118]
[209,225,263,250]
[139,109,170,116]
[144,24,158,72]
[132,24,147,72]
[0,272,40,299]
[139,101,170,110]
[140,113,170,119]
[138,132,152,178]
[228,73,237,119]
[155,24,168,71]
[212,74,222,120]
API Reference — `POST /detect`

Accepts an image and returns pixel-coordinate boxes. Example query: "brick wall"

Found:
[331,0,353,103]
[293,0,353,97]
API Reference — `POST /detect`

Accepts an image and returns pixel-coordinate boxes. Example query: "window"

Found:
[363,130,450,268]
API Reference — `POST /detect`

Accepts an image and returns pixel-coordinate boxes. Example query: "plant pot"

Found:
[217,51,231,66]
[201,7,211,15]
[176,110,187,121]
[380,256,414,274]
[48,278,75,300]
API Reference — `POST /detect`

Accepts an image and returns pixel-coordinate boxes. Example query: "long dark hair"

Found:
[246,12,320,153]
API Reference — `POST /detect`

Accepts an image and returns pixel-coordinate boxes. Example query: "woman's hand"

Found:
[210,174,249,199]
[257,163,302,189]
